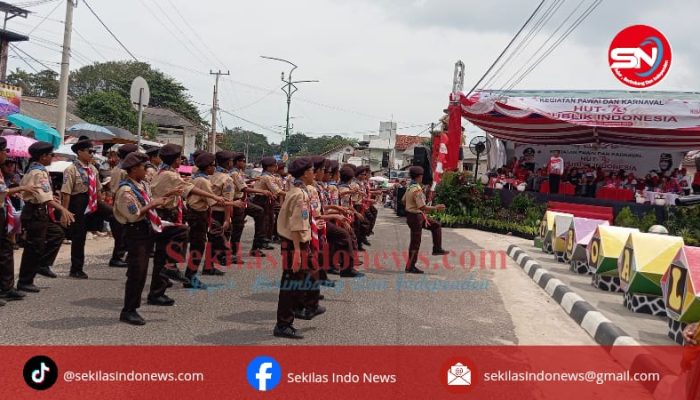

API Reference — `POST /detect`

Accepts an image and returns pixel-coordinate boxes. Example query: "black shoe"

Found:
[327,266,340,275]
[249,249,265,257]
[340,269,365,278]
[271,237,281,244]
[202,267,225,276]
[160,268,189,283]
[0,299,5,306]
[432,248,450,256]
[358,245,365,252]
[295,305,327,320]
[183,276,208,290]
[147,295,175,306]
[273,324,304,339]
[0,288,26,300]
[405,266,424,274]
[320,279,336,287]
[69,271,89,279]
[319,294,325,300]
[17,284,40,293]
[109,259,128,268]
[166,279,173,288]
[38,267,57,278]
[361,239,371,247]
[119,310,146,326]
[260,243,275,250]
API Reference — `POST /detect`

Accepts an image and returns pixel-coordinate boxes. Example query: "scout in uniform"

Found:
[402,166,448,274]
[274,157,325,339]
[17,141,75,292]
[185,152,239,286]
[61,139,109,279]
[252,157,285,246]
[350,166,372,247]
[211,151,245,266]
[271,161,287,243]
[151,144,225,286]
[107,144,139,268]
[230,153,273,257]
[144,147,161,183]
[0,138,37,302]
[355,166,379,234]
[338,166,368,252]
[114,152,170,325]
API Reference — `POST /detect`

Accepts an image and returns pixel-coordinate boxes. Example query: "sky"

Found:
[5,0,699,145]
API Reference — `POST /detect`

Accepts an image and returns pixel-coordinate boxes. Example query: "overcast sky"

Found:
[6,0,699,144]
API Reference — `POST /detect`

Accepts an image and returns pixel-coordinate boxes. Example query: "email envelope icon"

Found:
[447,363,471,386]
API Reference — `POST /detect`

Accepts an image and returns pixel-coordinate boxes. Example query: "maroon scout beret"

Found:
[232,152,246,163]
[409,166,424,179]
[118,144,139,159]
[326,160,339,173]
[288,157,313,178]
[215,151,234,166]
[122,152,149,170]
[339,165,355,182]
[71,139,93,154]
[194,152,216,170]
[28,141,54,158]
[159,143,182,164]
[145,147,160,157]
[261,157,277,168]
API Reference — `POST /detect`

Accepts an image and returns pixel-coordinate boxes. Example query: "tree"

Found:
[281,133,356,156]
[69,61,205,127]
[76,91,158,139]
[7,68,59,97]
[220,127,278,161]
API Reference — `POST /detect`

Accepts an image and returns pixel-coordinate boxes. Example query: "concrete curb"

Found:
[506,244,639,347]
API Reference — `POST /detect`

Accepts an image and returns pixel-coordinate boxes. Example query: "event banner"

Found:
[470,92,700,130]
[514,143,685,174]
[1,346,696,399]
[0,82,21,108]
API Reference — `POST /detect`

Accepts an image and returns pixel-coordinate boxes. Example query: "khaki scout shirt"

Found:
[187,175,216,212]
[61,161,102,195]
[150,165,194,209]
[210,170,234,212]
[20,163,54,204]
[349,180,362,204]
[113,178,149,225]
[254,172,282,195]
[230,168,247,199]
[307,184,322,217]
[145,163,158,184]
[110,165,127,195]
[277,184,311,243]
[403,183,426,214]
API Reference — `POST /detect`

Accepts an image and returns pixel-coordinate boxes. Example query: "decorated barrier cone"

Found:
[567,217,609,274]
[552,214,574,263]
[619,232,684,316]
[589,226,639,292]
[540,211,573,254]
[661,246,700,343]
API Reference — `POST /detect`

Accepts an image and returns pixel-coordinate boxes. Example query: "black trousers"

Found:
[0,210,14,291]
[326,220,355,270]
[405,212,442,269]
[68,195,113,273]
[277,238,319,327]
[549,174,561,194]
[110,217,127,262]
[123,221,154,312]
[231,201,265,250]
[211,210,235,264]
[251,195,274,241]
[18,203,65,286]
[153,208,189,296]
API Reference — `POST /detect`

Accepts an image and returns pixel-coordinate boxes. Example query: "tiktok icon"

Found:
[23,355,58,391]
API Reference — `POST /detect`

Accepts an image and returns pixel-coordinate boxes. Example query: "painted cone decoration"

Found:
[567,217,609,262]
[661,246,700,323]
[588,226,639,276]
[618,232,684,296]
[540,211,573,253]
[552,214,574,259]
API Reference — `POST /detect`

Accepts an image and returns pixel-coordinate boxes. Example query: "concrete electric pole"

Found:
[209,70,229,152]
[57,0,76,145]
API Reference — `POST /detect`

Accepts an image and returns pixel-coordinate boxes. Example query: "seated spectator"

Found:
[622,173,637,190]
[604,171,619,188]
[662,176,681,193]
[638,174,652,191]
[679,168,692,195]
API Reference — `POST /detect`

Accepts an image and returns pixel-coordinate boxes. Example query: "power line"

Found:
[10,43,58,72]
[27,0,62,35]
[9,47,40,73]
[164,0,228,69]
[150,0,216,68]
[82,0,139,62]
[73,27,108,61]
[219,109,284,136]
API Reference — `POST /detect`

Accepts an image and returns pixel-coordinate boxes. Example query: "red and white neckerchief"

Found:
[140,185,163,233]
[85,164,98,214]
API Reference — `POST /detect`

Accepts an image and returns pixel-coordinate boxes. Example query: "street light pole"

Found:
[260,56,318,157]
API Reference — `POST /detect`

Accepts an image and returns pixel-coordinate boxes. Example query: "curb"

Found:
[506,244,639,347]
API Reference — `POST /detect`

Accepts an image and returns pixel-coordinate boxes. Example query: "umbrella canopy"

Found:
[67,123,116,142]
[105,126,138,143]
[177,165,193,175]
[7,114,61,148]
[0,97,19,117]
[3,135,37,158]
[369,176,389,182]
[54,143,76,159]
[47,160,73,173]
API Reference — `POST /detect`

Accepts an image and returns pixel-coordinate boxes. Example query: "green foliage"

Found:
[614,207,638,228]
[220,127,278,161]
[7,68,59,97]
[76,91,158,139]
[638,211,658,233]
[281,133,356,156]
[69,61,206,127]
[667,205,700,246]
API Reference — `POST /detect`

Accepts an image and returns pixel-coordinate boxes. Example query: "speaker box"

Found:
[413,146,432,186]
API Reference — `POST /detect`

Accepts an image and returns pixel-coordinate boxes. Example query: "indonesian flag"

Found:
[432,133,449,190]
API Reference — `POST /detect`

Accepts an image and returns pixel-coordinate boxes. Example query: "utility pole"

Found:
[57,0,76,144]
[209,70,229,152]
[260,56,318,157]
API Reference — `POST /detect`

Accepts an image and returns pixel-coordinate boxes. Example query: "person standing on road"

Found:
[107,144,139,268]
[252,157,285,246]
[0,137,38,303]
[402,166,448,274]
[230,153,273,257]
[114,152,169,325]
[17,141,75,293]
[546,150,564,195]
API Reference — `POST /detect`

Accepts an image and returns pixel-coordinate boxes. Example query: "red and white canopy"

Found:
[456,90,700,148]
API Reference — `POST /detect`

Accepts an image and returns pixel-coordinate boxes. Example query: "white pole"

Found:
[56,0,75,145]
[136,88,143,147]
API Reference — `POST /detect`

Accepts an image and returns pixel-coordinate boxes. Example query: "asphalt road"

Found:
[0,208,594,346]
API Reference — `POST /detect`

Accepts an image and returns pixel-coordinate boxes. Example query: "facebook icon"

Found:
[246,356,282,391]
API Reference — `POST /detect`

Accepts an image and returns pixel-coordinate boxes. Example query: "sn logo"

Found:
[610,37,663,76]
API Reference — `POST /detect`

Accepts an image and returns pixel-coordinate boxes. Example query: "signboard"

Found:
[0,82,21,108]
[513,143,685,175]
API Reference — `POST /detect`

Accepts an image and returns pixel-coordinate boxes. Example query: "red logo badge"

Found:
[608,25,672,88]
